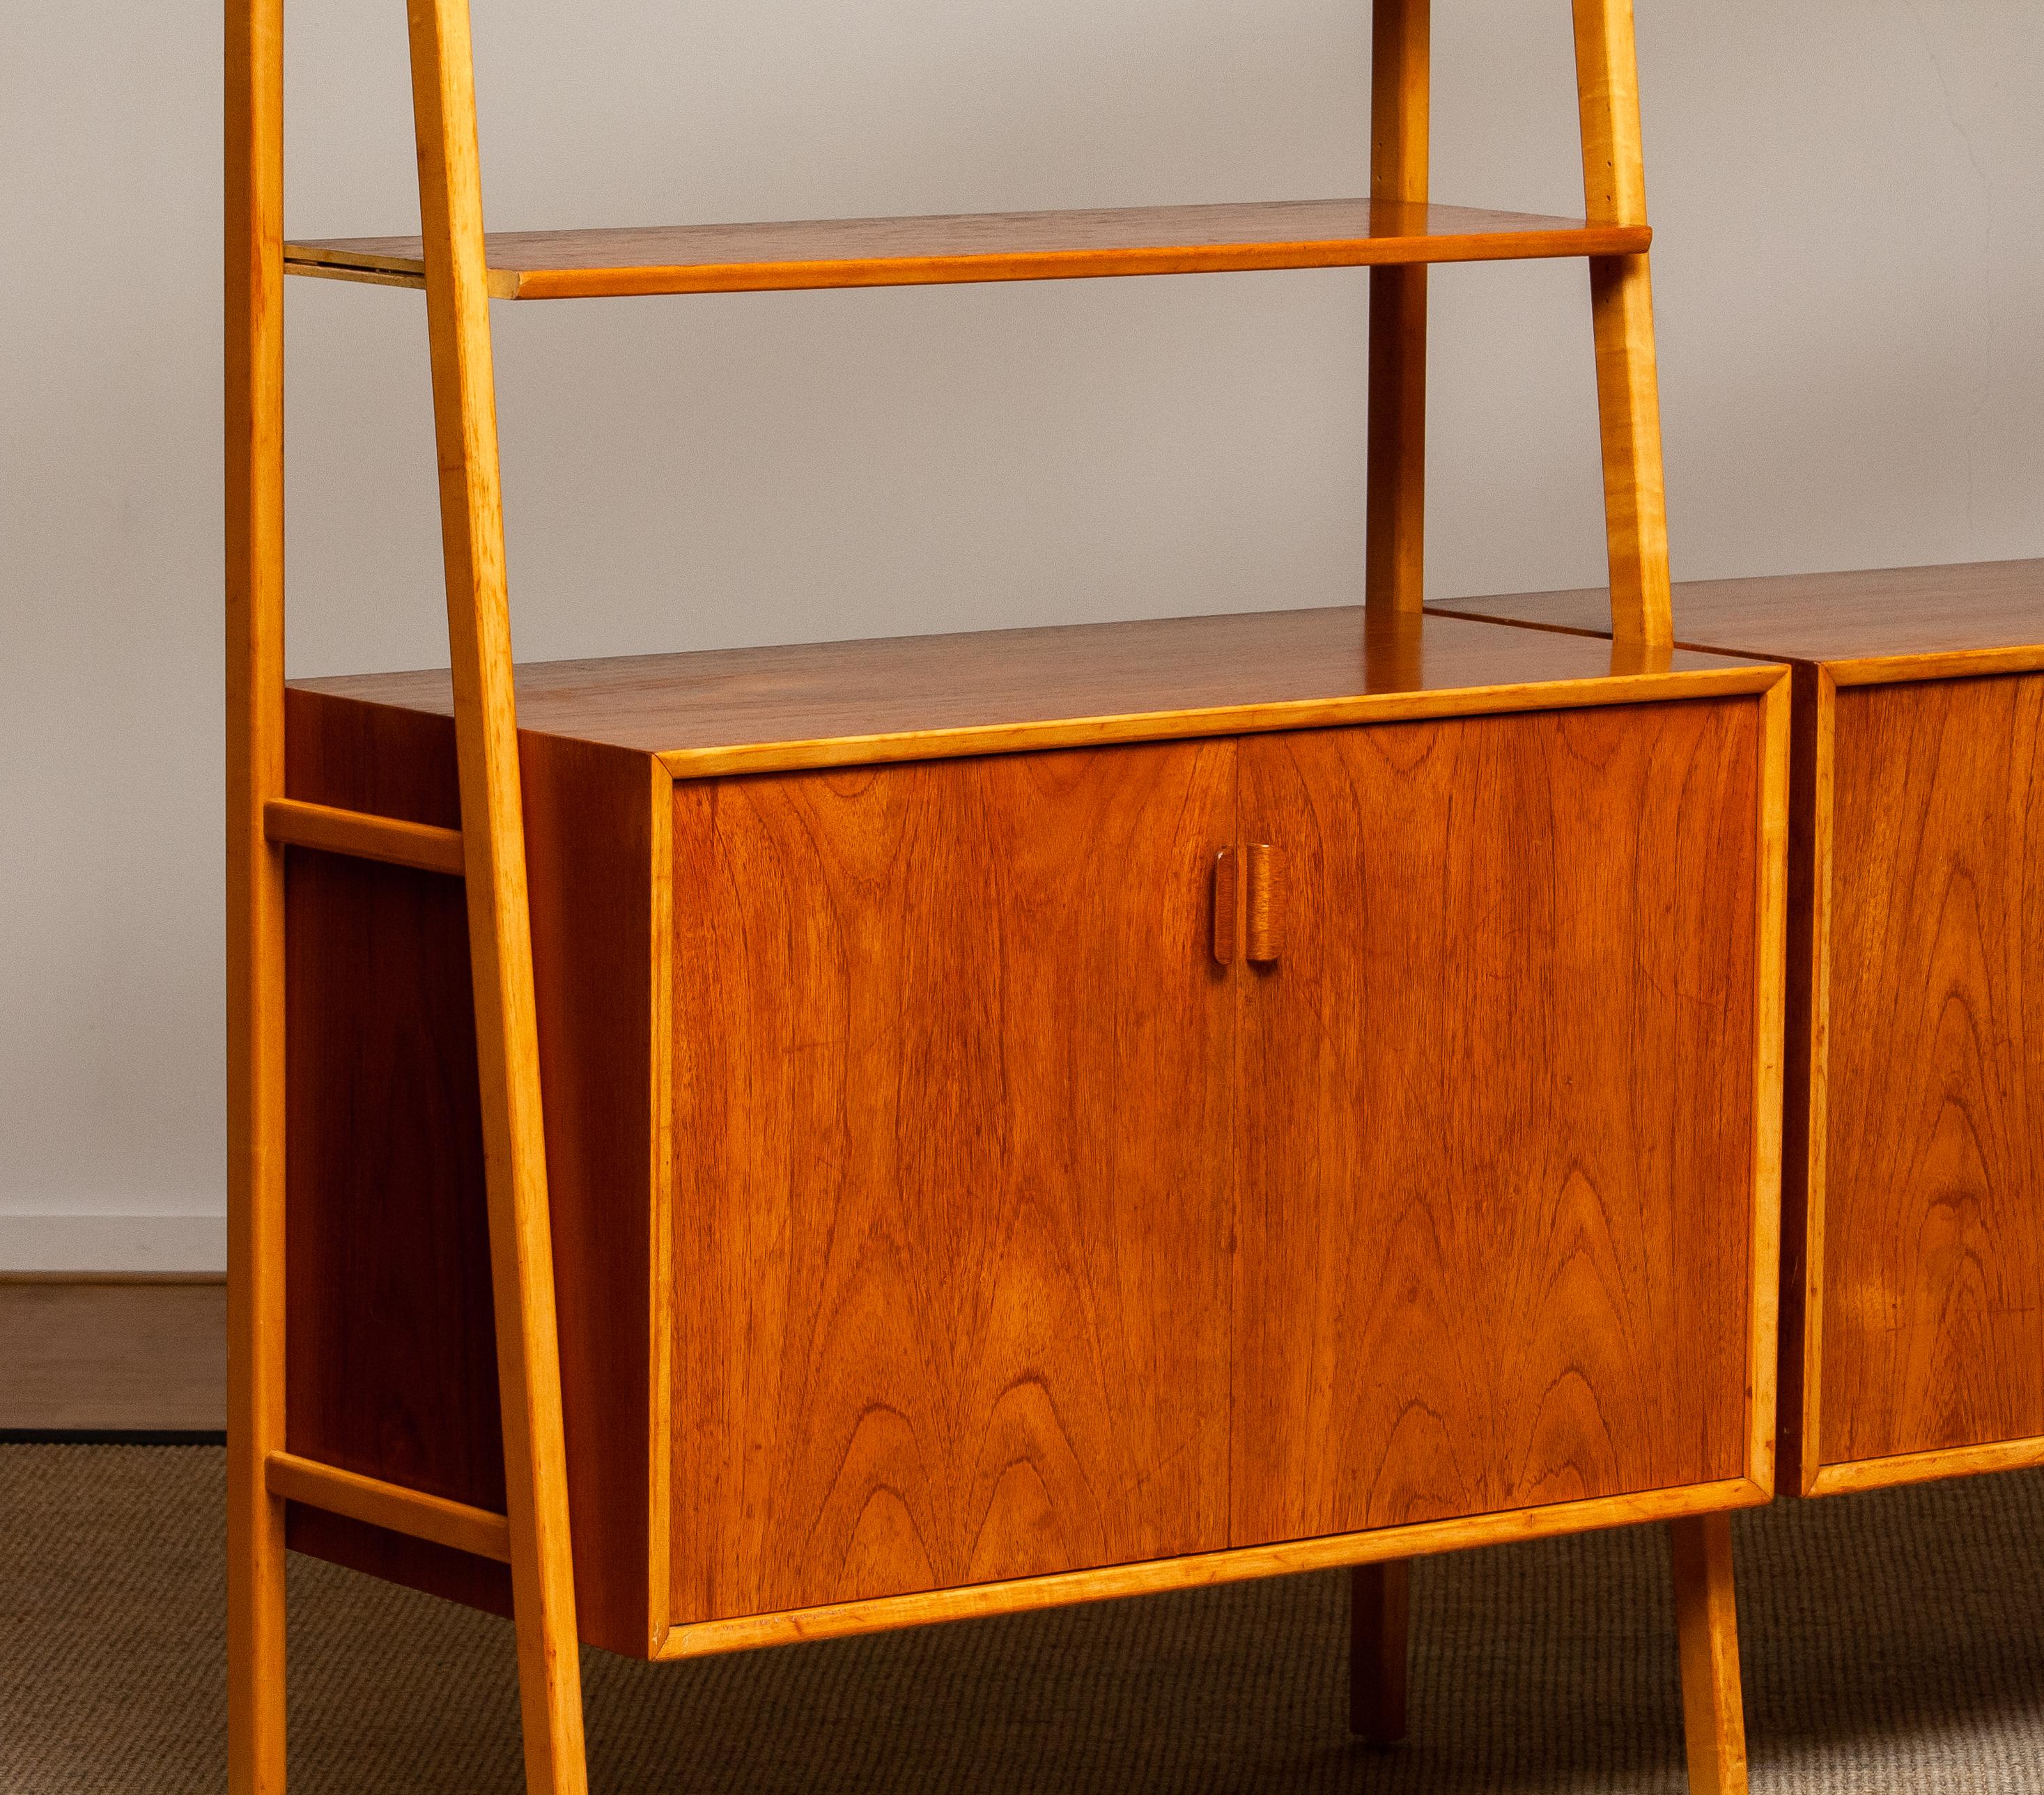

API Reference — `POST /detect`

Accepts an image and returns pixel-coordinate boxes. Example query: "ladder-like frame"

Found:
[226,5,1730,1794]
[1364,0,1673,642]
[229,3,582,1789]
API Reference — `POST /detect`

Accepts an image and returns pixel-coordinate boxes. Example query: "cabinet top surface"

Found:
[291,606,1773,779]
[1437,560,2044,676]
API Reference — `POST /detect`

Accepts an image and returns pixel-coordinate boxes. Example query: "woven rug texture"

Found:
[3,1446,2041,1793]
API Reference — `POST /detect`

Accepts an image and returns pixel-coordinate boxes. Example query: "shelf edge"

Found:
[282,222,1652,300]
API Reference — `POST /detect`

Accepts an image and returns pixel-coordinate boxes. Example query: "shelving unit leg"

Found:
[1571,0,1673,648]
[1364,0,1430,613]
[1358,0,1430,1702]
[1670,1514,1750,1795]
[403,1,590,1790]
[225,0,288,1787]
[1348,1560,1412,1744]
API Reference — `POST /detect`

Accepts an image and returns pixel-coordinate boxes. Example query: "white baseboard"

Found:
[0,1214,226,1275]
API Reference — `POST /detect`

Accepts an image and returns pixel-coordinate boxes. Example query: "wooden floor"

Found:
[0,1278,225,1431]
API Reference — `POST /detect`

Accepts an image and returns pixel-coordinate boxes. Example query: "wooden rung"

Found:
[264,1450,511,1562]
[263,798,465,877]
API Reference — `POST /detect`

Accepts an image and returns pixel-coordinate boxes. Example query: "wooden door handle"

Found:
[1213,848,1239,965]
[1245,844,1281,963]
[1215,845,1280,965]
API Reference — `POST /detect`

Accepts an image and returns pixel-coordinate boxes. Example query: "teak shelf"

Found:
[227,5,1777,1794]
[1444,559,2044,1502]
[285,198,1653,299]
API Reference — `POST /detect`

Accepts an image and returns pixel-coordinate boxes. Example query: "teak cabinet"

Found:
[1443,559,2044,1499]
[279,608,1788,1660]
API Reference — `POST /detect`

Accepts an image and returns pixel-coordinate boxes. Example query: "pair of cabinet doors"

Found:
[669,693,1772,1622]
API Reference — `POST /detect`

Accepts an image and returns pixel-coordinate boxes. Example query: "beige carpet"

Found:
[3,1447,2041,1792]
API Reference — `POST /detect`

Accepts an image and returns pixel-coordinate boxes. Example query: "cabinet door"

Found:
[671,740,1236,1623]
[1233,699,1765,1544]
[1820,674,2044,1466]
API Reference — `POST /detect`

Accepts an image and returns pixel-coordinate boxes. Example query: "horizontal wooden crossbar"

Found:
[263,798,465,876]
[265,1450,511,1562]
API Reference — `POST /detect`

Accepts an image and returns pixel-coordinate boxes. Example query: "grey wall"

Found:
[2,1,2038,1269]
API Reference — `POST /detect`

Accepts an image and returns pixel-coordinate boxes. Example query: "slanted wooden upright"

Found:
[228,6,1772,1794]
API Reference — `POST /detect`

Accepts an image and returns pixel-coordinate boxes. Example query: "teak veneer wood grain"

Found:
[1436,560,2044,1502]
[293,605,1774,778]
[1821,676,2044,1468]
[1234,701,1766,1541]
[286,199,1652,300]
[669,743,1237,1620]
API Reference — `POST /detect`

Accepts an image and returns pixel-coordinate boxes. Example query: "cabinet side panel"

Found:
[522,736,660,1655]
[1233,697,1763,1542]
[282,694,509,1603]
[283,692,656,1652]
[669,743,1237,1623]
[1818,675,2044,1466]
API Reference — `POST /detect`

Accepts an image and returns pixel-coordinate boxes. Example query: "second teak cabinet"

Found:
[1446,559,2044,1500]
[279,607,1786,1660]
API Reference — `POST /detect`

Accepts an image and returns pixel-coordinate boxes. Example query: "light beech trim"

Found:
[405,0,588,1787]
[1746,678,1790,1496]
[654,1478,1770,1660]
[225,0,288,1788]
[653,665,1786,781]
[1811,1433,2044,1497]
[1572,0,1672,647]
[265,1451,511,1562]
[1825,646,2044,687]
[264,798,465,876]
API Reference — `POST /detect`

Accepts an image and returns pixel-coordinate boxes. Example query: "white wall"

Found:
[2,1,2038,1271]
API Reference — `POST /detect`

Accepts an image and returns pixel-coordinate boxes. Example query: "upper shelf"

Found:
[284,197,1651,300]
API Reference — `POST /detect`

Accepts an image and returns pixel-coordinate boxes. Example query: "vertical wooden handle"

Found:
[1213,848,1240,965]
[1246,844,1282,964]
